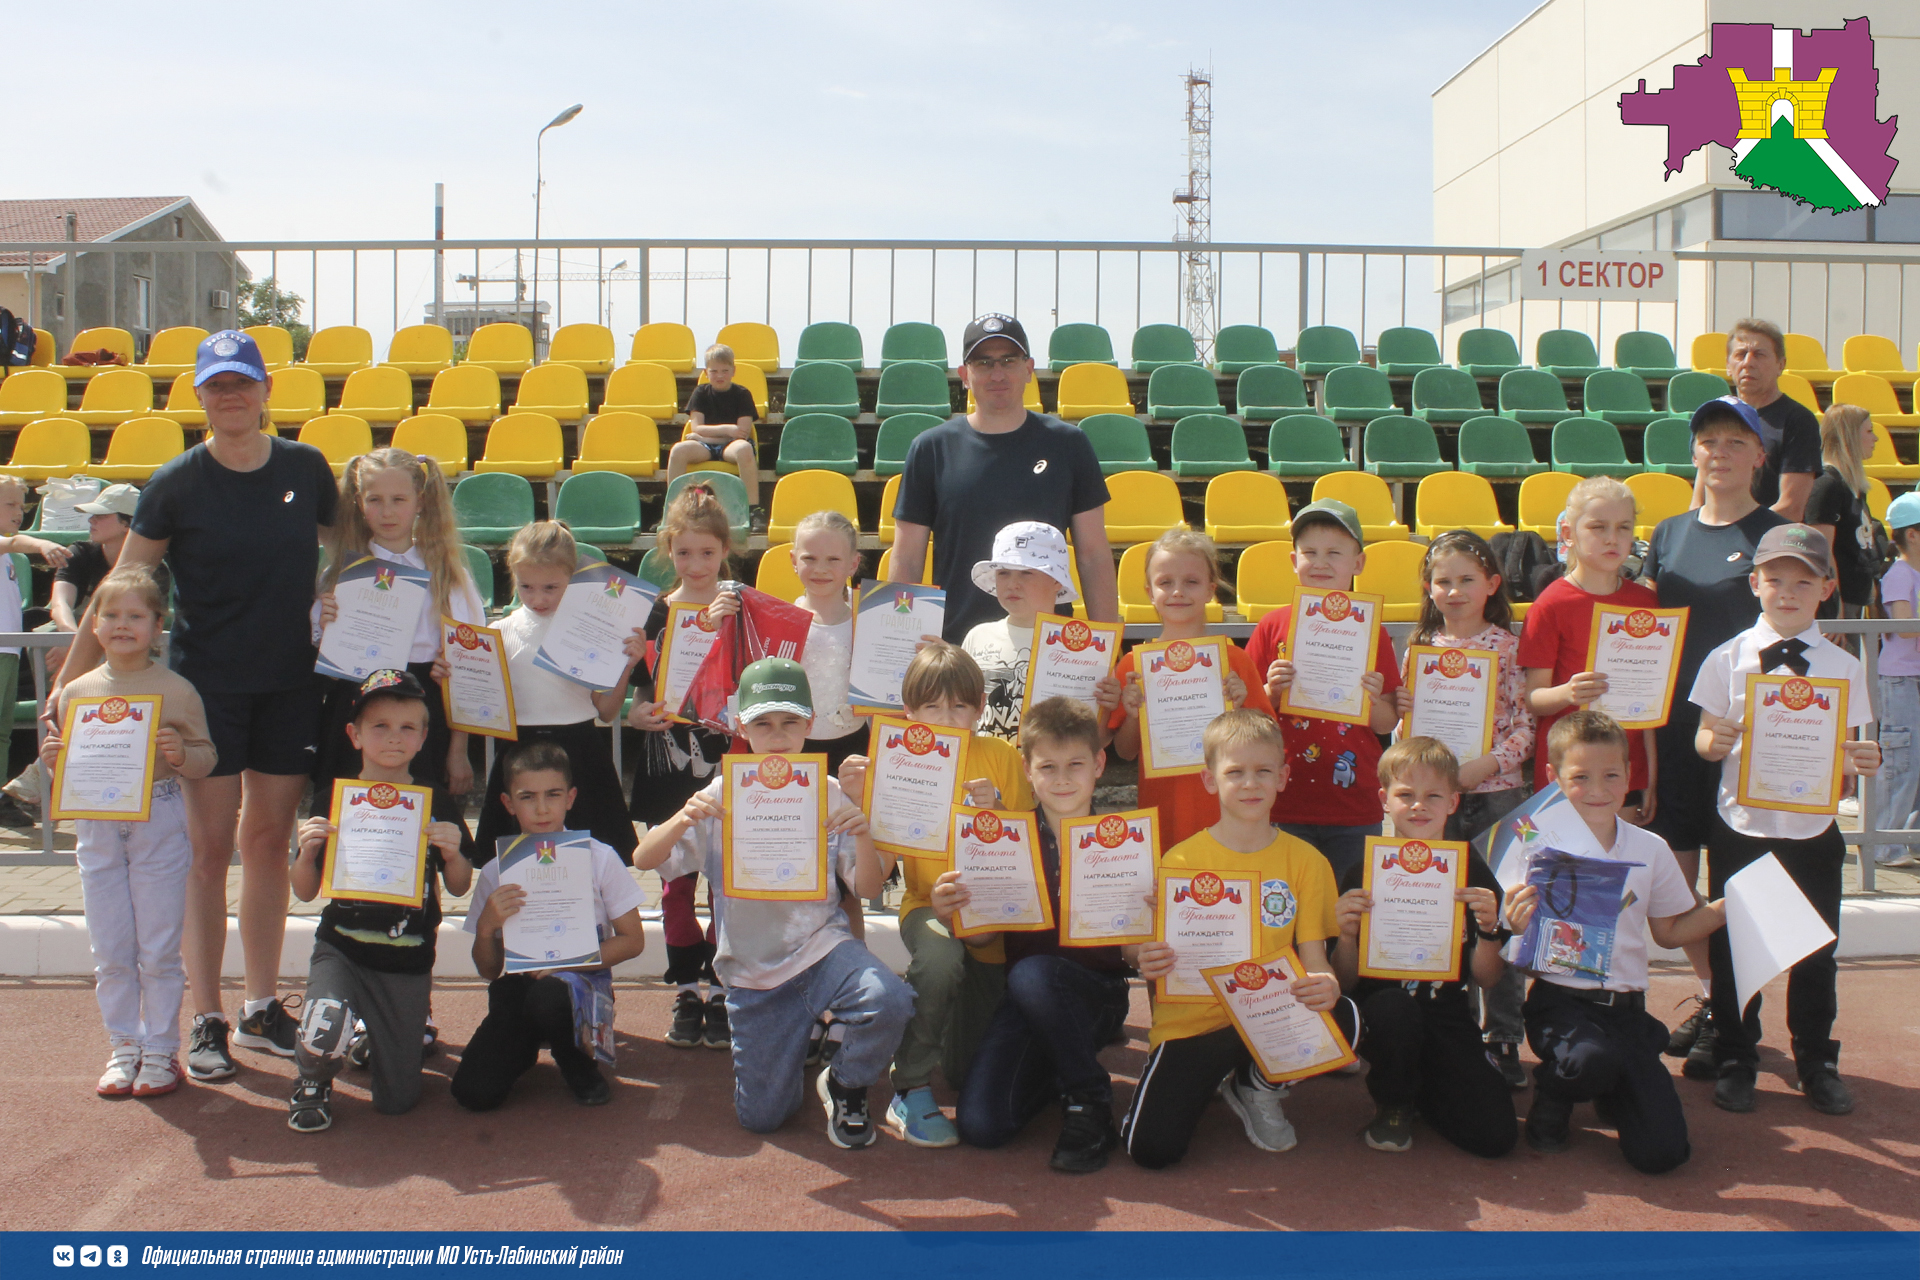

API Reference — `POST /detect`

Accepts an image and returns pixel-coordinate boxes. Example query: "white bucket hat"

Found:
[969,521,1078,603]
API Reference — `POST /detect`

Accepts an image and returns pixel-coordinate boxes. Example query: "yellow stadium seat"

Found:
[1784,333,1843,386]
[1865,422,1920,482]
[1235,540,1301,623]
[755,543,807,602]
[1103,470,1186,544]
[768,470,858,544]
[1868,476,1892,522]
[601,363,679,420]
[1776,372,1822,415]
[878,474,900,545]
[302,326,374,377]
[1690,332,1727,374]
[572,412,660,478]
[1056,363,1135,420]
[695,362,767,417]
[715,323,780,373]
[384,325,454,376]
[513,363,590,422]
[0,417,90,480]
[1117,541,1222,623]
[548,324,616,375]
[155,373,206,427]
[629,323,696,372]
[92,416,185,482]
[268,366,328,427]
[1832,373,1920,428]
[463,323,535,375]
[1842,334,1918,388]
[31,328,55,367]
[1355,539,1427,622]
[60,327,136,382]
[243,325,295,371]
[1518,470,1580,539]
[131,326,207,380]
[70,368,154,427]
[968,374,1042,413]
[337,366,415,424]
[473,412,564,478]
[391,413,471,473]
[1204,472,1292,543]
[297,413,374,477]
[426,365,503,424]
[0,369,69,427]
[1626,471,1694,539]
[1414,472,1512,539]
[1311,472,1408,541]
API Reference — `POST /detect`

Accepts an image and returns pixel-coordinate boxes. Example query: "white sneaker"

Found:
[3,763,43,808]
[97,1044,140,1097]
[132,1055,184,1098]
[1219,1073,1297,1152]
[1837,796,1860,817]
[1876,851,1920,868]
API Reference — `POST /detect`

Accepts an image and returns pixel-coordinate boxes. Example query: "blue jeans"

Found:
[955,954,1131,1149]
[1872,675,1920,865]
[724,941,914,1134]
[1278,822,1378,884]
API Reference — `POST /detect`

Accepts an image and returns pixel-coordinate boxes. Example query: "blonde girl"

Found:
[791,509,867,771]
[1806,403,1879,619]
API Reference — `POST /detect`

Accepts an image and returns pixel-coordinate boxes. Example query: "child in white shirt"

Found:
[962,521,1078,742]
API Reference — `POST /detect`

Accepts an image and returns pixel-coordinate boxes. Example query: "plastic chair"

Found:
[1267,415,1356,478]
[391,413,472,473]
[1551,417,1640,477]
[630,322,696,373]
[1320,365,1400,424]
[1355,540,1427,622]
[636,546,677,591]
[337,366,415,424]
[1774,372,1820,415]
[965,373,1041,414]
[463,323,535,375]
[571,413,660,478]
[1456,328,1526,378]
[873,412,942,477]
[1235,540,1301,622]
[1055,363,1135,419]
[453,473,537,543]
[755,544,807,602]
[547,324,616,376]
[298,413,374,477]
[1204,472,1292,543]
[1641,417,1696,480]
[878,475,901,545]
[155,373,206,427]
[130,326,208,380]
[1832,373,1920,427]
[302,326,374,377]
[1666,371,1731,417]
[1690,332,1728,373]
[715,323,780,373]
[1868,476,1892,523]
[1080,414,1156,475]
[553,471,642,547]
[1103,471,1186,543]
[1147,364,1223,420]
[1235,365,1310,421]
[472,412,564,479]
[794,321,864,370]
[1131,324,1199,372]
[1456,416,1545,478]
[462,544,497,609]
[1116,541,1222,623]
[782,362,861,418]
[1534,329,1604,379]
[1374,327,1446,377]
[59,327,136,381]
[1213,325,1279,374]
[875,363,951,418]
[1363,416,1450,479]
[695,363,767,417]
[0,370,69,427]
[767,470,859,544]
[880,322,947,369]
[267,366,328,427]
[1311,473,1408,541]
[243,325,295,371]
[1518,471,1580,538]
[1410,367,1485,424]
[1784,333,1844,386]
[601,363,680,420]
[1613,332,1687,380]
[512,364,590,422]
[1047,323,1115,371]
[91,417,184,482]
[775,414,859,476]
[427,365,504,424]
[1169,414,1254,477]
[662,472,750,544]
[1415,472,1512,539]
[1583,370,1660,426]
[1864,423,1920,481]
[1626,472,1693,539]
[1293,326,1362,377]
[1842,334,1919,388]
[29,328,54,368]
[1498,369,1576,424]
[384,324,454,375]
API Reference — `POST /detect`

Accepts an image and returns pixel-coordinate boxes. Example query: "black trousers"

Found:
[1525,979,1689,1174]
[449,974,600,1111]
[1358,987,1517,1159]
[1705,814,1844,1074]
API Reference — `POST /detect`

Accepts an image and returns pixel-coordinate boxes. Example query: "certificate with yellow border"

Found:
[441,618,517,739]
[1737,674,1848,814]
[949,807,1053,938]
[1136,635,1230,779]
[52,694,160,822]
[1022,614,1122,722]
[1404,645,1497,763]
[1358,835,1470,982]
[656,601,725,724]
[1059,809,1159,947]
[1155,869,1257,1003]
[322,778,432,907]
[1279,587,1384,726]
[1584,604,1688,730]
[722,753,830,901]
[1203,947,1357,1083]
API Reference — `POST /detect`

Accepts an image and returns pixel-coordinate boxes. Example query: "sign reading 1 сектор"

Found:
[1519,249,1677,304]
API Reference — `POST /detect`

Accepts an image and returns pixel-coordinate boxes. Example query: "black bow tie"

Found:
[1759,636,1810,677]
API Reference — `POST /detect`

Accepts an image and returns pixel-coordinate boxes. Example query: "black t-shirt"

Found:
[315,788,475,975]
[1751,394,1822,511]
[1338,848,1502,1009]
[132,437,338,693]
[54,539,172,611]
[1805,466,1876,607]
[1643,504,1789,728]
[686,382,756,427]
[895,413,1110,641]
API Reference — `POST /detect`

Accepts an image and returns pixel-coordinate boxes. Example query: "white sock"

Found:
[826,1023,847,1043]
[1699,979,1712,1000]
[242,997,275,1018]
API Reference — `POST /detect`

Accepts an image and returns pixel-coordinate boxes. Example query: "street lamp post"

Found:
[532,103,583,353]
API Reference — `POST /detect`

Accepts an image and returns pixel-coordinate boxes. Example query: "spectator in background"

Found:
[1694,319,1821,521]
[1805,403,1879,624]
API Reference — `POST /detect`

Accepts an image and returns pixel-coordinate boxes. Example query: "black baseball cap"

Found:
[962,314,1030,361]
[349,669,429,720]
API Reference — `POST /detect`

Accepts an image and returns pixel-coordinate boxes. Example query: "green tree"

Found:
[237,277,312,358]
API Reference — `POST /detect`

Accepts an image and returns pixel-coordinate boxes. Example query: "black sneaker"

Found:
[1525,1092,1572,1153]
[665,991,705,1048]
[1713,1064,1757,1113]
[234,997,299,1057]
[0,794,37,829]
[1682,1024,1720,1080]
[1050,1092,1119,1173]
[816,1069,876,1149]
[749,506,769,535]
[186,1014,237,1082]
[287,1078,332,1133]
[1666,996,1709,1058]
[1797,1066,1855,1115]
[1490,1041,1528,1090]
[702,992,730,1050]
[565,1064,612,1107]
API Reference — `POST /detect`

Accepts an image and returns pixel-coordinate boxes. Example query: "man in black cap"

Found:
[889,314,1119,642]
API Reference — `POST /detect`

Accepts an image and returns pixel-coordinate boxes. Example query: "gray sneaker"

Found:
[186,1015,237,1082]
[1219,1073,1296,1152]
[1363,1104,1415,1152]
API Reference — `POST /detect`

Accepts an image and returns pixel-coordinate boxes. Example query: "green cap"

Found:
[736,656,813,722]
[1290,497,1363,545]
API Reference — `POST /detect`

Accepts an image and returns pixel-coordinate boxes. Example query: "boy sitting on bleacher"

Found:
[665,343,764,533]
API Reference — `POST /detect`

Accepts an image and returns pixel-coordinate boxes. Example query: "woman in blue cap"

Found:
[53,329,339,1083]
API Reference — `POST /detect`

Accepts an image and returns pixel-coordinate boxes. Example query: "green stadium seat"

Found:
[781,361,861,418]
[1212,325,1279,373]
[1362,415,1450,480]
[1079,414,1156,475]
[1410,367,1485,424]
[875,363,952,418]
[1267,415,1356,478]
[663,471,750,544]
[1535,329,1605,379]
[1234,364,1310,421]
[1641,416,1696,480]
[1293,326,1362,377]
[1498,369,1577,424]
[1146,364,1223,420]
[453,472,536,544]
[553,471,642,548]
[774,413,859,476]
[1131,324,1199,372]
[1456,416,1546,478]
[462,544,496,610]
[1456,328,1526,378]
[636,547,676,591]
[1666,371,1731,416]
[1551,417,1641,477]
[794,322,864,370]
[1320,364,1400,424]
[1375,327,1446,377]
[880,322,947,369]
[1169,414,1254,477]
[1583,370,1661,426]
[873,412,943,477]
[1047,323,1116,371]
[1614,332,1688,380]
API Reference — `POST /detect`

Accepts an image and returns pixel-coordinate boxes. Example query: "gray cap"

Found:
[74,483,140,518]
[1753,522,1834,578]
[1290,498,1363,545]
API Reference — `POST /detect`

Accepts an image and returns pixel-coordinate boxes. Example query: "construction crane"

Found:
[1172,67,1216,361]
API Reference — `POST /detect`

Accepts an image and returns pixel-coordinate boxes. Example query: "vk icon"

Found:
[81,1246,102,1267]
[52,1245,74,1267]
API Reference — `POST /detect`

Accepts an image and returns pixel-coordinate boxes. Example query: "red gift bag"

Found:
[676,582,815,733]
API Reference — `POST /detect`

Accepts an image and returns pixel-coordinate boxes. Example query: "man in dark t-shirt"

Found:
[890,314,1118,641]
[665,343,763,529]
[1725,321,1820,518]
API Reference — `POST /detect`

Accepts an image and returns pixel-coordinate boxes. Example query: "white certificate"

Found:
[847,581,945,716]
[1404,645,1497,764]
[655,601,725,723]
[497,831,604,972]
[323,779,432,907]
[1358,836,1470,981]
[1023,614,1122,720]
[1737,673,1849,814]
[723,754,829,900]
[1724,852,1837,1013]
[950,807,1053,937]
[52,694,159,821]
[866,716,965,860]
[316,556,432,682]
[1203,949,1357,1083]
[533,558,659,690]
[1059,809,1159,946]
[441,618,516,739]
[1585,604,1688,730]
[1136,636,1229,779]
[1155,869,1257,1002]
[1279,587,1384,725]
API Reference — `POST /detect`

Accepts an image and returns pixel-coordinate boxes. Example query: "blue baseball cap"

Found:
[194,329,268,386]
[1887,491,1920,532]
[1688,395,1765,439]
